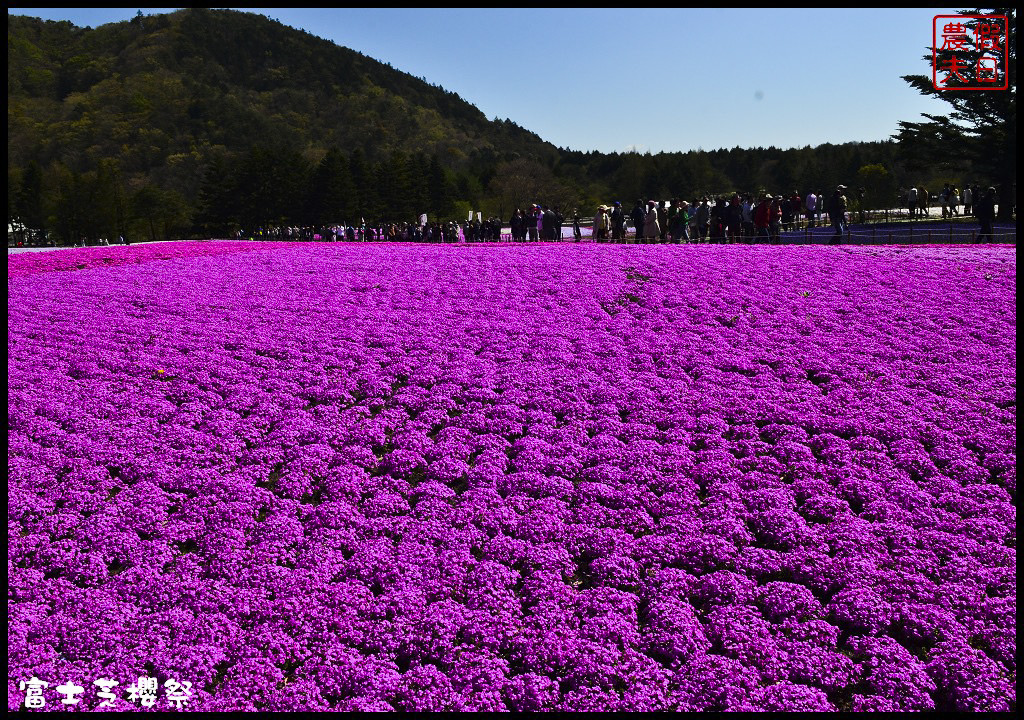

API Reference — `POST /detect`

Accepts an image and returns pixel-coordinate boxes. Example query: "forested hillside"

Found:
[9,8,908,242]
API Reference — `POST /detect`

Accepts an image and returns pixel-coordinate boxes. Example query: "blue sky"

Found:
[10,7,966,154]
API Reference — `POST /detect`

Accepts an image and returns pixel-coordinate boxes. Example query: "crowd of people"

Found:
[224,182,1001,247]
[232,218,505,244]
[25,184,994,249]
[585,187,855,244]
[902,183,986,219]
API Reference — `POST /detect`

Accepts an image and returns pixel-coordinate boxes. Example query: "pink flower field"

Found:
[7,241,1016,711]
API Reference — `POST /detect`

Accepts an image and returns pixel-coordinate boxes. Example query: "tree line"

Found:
[11,140,920,244]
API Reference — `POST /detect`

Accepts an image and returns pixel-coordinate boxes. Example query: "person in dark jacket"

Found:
[656,201,669,242]
[510,209,524,242]
[630,200,646,244]
[829,185,849,239]
[669,199,690,242]
[541,206,557,241]
[975,187,996,243]
[726,195,743,243]
[611,202,625,241]
[695,198,710,241]
[709,198,727,243]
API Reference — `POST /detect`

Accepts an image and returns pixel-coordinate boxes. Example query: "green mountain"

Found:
[8,9,558,171]
[8,8,909,242]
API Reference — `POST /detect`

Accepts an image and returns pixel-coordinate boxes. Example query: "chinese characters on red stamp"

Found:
[933,15,1009,90]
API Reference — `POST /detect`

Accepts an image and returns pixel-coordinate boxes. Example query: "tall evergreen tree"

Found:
[308,148,355,225]
[348,148,375,221]
[408,152,430,220]
[16,160,45,229]
[234,145,306,226]
[427,154,456,220]
[195,154,240,235]
[91,158,124,241]
[896,7,1016,219]
[49,163,87,244]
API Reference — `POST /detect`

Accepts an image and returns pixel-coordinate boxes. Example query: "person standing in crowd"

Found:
[769,195,783,244]
[630,200,646,243]
[554,206,564,241]
[541,205,556,241]
[611,201,625,241]
[695,197,710,242]
[740,194,754,242]
[657,201,669,242]
[707,198,720,243]
[528,206,539,242]
[666,198,679,241]
[829,185,849,239]
[940,183,951,219]
[780,193,793,232]
[708,197,725,243]
[644,200,661,243]
[790,191,803,230]
[510,208,524,242]
[805,190,817,228]
[754,195,772,243]
[963,185,973,216]
[919,185,930,217]
[975,186,996,242]
[950,187,960,216]
[907,186,918,218]
[669,199,690,242]
[572,209,582,242]
[593,205,608,241]
[726,195,742,243]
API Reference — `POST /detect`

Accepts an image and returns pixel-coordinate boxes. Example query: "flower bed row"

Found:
[8,242,1016,711]
[6,240,264,280]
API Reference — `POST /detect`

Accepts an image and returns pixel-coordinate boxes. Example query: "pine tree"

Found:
[427,155,455,220]
[195,154,239,235]
[348,148,375,221]
[896,8,1016,219]
[16,160,45,230]
[308,148,355,225]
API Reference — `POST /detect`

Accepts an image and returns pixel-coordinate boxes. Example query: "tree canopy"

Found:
[896,8,1016,218]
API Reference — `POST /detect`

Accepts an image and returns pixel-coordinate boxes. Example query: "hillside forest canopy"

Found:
[7,8,1014,243]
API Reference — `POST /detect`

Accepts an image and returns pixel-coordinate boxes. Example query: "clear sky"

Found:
[10,7,966,154]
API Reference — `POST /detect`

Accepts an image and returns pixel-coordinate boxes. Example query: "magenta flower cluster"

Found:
[8,242,1016,711]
